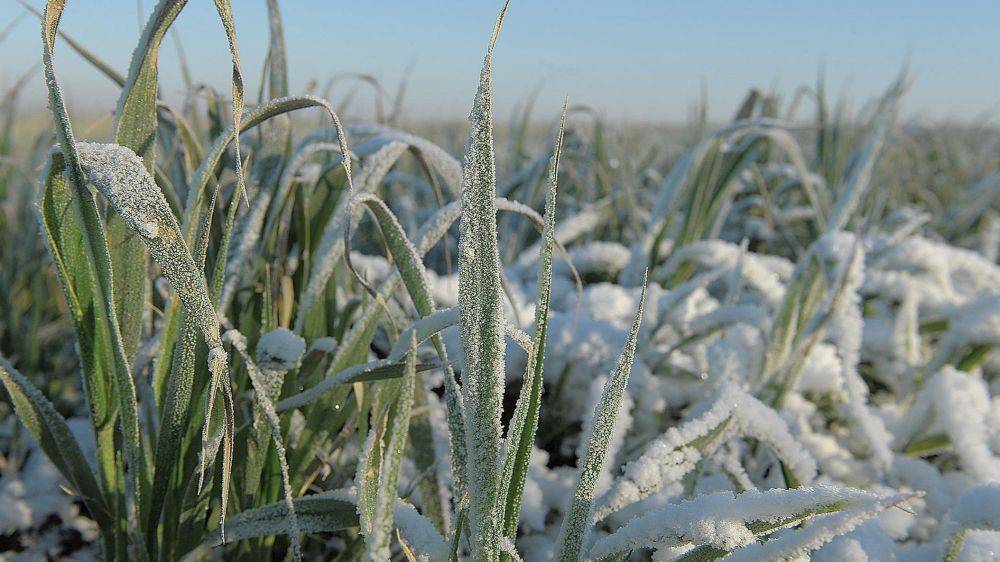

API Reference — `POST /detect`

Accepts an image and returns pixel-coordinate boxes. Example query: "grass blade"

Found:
[211,0,248,206]
[457,4,509,559]
[265,0,288,98]
[70,141,231,541]
[364,334,418,561]
[555,274,647,562]
[224,329,301,561]
[0,355,111,529]
[589,487,915,561]
[499,101,566,545]
[112,0,188,364]
[37,150,119,527]
[40,4,149,554]
[205,492,358,546]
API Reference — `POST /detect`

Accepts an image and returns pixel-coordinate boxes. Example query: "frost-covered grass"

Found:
[1,1,1000,561]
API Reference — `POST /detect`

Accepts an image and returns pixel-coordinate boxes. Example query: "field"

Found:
[2,2,1000,561]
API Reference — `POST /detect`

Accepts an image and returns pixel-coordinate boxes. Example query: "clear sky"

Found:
[1,1,998,124]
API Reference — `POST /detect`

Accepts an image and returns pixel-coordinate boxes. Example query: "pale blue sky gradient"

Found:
[1,1,998,123]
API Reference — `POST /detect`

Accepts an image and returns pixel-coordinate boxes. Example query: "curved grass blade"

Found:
[344,190,456,531]
[0,355,111,529]
[40,3,148,554]
[70,141,234,541]
[589,487,915,561]
[38,150,119,522]
[720,492,916,562]
[295,140,408,332]
[203,489,448,559]
[183,95,352,242]
[75,143,221,351]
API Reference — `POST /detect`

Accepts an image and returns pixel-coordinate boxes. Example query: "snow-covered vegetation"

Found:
[1,1,999,561]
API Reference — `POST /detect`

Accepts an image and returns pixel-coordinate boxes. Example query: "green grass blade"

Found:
[589,488,915,561]
[718,492,916,561]
[556,274,647,562]
[345,192,455,531]
[499,101,566,545]
[365,333,418,561]
[355,389,386,539]
[277,360,436,411]
[224,329,302,561]
[74,143,222,353]
[457,5,509,559]
[0,355,111,529]
[147,315,198,548]
[38,153,118,519]
[184,95,351,244]
[115,0,185,162]
[265,0,288,98]
[112,0,188,365]
[70,141,231,542]
[41,4,149,554]
[204,492,359,546]
[211,0,248,206]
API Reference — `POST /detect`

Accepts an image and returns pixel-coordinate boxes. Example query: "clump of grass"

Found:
[2,1,999,561]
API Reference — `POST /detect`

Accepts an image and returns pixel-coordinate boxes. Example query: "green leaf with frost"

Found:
[499,101,566,546]
[556,275,648,562]
[211,0,248,207]
[38,150,119,512]
[365,334,418,561]
[596,381,816,522]
[205,492,358,546]
[183,95,353,247]
[457,5,509,559]
[344,190,456,531]
[0,355,111,529]
[224,329,302,561]
[69,140,232,542]
[277,360,437,412]
[112,0,188,364]
[265,0,288,98]
[719,492,916,562]
[587,486,916,562]
[40,4,148,555]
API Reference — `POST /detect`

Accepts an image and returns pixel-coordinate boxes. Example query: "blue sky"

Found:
[2,1,998,123]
